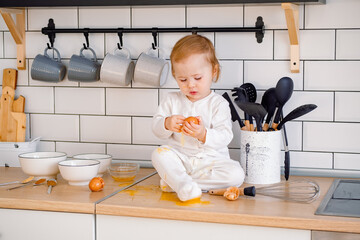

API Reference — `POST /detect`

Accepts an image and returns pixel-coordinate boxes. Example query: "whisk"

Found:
[209,179,320,203]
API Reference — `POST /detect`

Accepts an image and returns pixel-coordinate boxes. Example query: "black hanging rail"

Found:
[41,17,265,47]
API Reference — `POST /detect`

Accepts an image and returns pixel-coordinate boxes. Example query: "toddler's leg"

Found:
[192,159,245,191]
[151,146,202,201]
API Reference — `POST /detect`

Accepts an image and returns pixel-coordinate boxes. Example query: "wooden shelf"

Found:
[0,8,26,70]
[282,3,300,73]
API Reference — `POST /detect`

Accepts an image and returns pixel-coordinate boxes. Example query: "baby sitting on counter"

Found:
[151,34,244,202]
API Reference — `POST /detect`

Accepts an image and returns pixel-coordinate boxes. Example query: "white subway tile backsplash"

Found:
[16,86,54,113]
[335,92,360,122]
[245,5,304,30]
[305,0,360,29]
[31,114,79,141]
[213,61,243,89]
[290,151,333,169]
[2,1,360,175]
[244,61,303,90]
[79,7,131,28]
[187,5,243,27]
[336,30,360,60]
[0,14,7,30]
[107,144,157,160]
[80,115,131,143]
[304,122,360,153]
[4,32,18,58]
[132,6,185,28]
[0,32,3,58]
[305,61,360,91]
[106,88,158,116]
[28,8,78,30]
[283,91,334,121]
[132,117,166,145]
[55,87,105,115]
[275,30,335,60]
[37,141,56,152]
[334,153,360,170]
[216,31,273,60]
[56,141,106,157]
[0,59,29,86]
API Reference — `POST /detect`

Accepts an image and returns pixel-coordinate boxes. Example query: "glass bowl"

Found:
[108,162,139,182]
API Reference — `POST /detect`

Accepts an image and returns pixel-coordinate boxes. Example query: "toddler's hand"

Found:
[165,115,185,133]
[182,116,206,143]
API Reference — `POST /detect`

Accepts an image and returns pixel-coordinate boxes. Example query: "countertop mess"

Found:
[0,167,359,234]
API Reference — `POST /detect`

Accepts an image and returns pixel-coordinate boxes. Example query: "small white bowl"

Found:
[18,152,67,179]
[58,159,100,186]
[73,153,112,177]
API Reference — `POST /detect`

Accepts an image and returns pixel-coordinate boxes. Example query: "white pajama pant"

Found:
[151,145,245,200]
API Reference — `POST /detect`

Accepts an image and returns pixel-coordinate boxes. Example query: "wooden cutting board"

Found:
[0,68,26,142]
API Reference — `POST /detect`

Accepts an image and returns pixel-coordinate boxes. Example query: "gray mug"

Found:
[31,47,66,82]
[68,47,101,82]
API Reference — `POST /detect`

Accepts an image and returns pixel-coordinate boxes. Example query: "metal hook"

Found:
[45,18,55,48]
[83,29,90,49]
[191,27,198,35]
[117,29,123,50]
[151,28,158,50]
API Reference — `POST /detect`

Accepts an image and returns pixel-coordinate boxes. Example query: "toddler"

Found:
[151,34,244,201]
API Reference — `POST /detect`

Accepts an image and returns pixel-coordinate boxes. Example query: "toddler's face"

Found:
[173,53,216,102]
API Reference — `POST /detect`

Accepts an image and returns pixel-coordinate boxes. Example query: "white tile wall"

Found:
[216,31,273,59]
[106,88,158,116]
[31,114,79,141]
[80,115,131,143]
[244,61,303,90]
[275,30,335,60]
[1,0,359,174]
[304,61,360,91]
[334,153,360,170]
[79,7,131,28]
[335,92,360,122]
[55,87,105,115]
[336,30,360,60]
[244,5,304,30]
[107,144,157,160]
[187,5,243,27]
[132,6,185,28]
[56,141,106,157]
[16,87,54,113]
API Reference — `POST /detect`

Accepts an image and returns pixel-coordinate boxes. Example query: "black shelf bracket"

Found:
[41,17,265,47]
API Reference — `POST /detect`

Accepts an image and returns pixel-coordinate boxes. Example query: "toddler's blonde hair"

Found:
[170,34,220,82]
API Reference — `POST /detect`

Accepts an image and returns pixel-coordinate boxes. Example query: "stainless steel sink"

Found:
[315,179,360,218]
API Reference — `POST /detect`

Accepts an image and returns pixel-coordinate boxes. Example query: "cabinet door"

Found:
[97,214,311,240]
[0,208,94,240]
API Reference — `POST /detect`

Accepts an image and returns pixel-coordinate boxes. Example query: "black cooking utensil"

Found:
[235,102,267,131]
[222,92,245,128]
[277,104,318,130]
[272,77,294,130]
[280,111,290,181]
[241,83,257,131]
[261,88,277,131]
[232,87,250,130]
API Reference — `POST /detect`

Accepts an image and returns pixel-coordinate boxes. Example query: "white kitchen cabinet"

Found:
[0,208,95,240]
[96,214,311,240]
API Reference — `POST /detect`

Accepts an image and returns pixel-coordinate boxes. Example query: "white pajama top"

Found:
[152,91,233,159]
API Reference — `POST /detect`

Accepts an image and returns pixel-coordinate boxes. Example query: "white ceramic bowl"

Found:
[18,152,67,179]
[73,153,112,177]
[58,159,100,186]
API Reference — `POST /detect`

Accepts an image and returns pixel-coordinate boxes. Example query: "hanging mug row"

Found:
[31,46,170,87]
